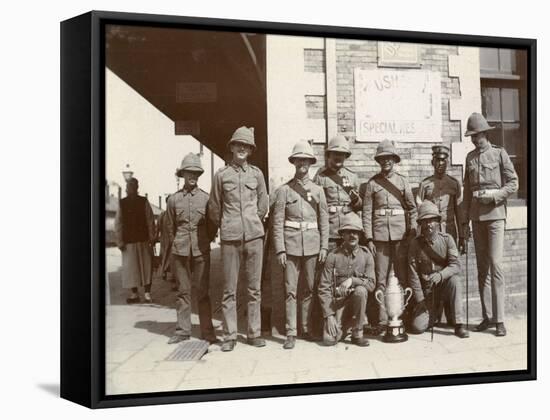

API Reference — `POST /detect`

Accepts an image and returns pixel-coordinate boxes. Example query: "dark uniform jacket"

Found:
[463,143,518,223]
[417,174,463,240]
[166,186,215,257]
[313,166,362,240]
[208,162,268,242]
[362,172,417,242]
[407,232,460,303]
[271,177,329,256]
[318,245,376,318]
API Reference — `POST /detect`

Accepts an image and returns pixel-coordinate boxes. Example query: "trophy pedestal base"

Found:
[382,324,408,343]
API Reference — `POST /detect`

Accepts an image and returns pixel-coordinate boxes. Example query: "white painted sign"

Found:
[354,69,442,143]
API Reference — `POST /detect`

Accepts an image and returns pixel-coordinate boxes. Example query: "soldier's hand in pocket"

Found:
[318,249,328,264]
[277,252,287,268]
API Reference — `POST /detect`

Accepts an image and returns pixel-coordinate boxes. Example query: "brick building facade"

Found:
[265,36,528,325]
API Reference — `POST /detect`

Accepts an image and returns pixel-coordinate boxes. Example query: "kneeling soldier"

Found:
[408,200,469,338]
[166,153,217,344]
[318,213,376,347]
[272,141,329,349]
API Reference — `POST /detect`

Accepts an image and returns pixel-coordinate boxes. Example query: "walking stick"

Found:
[431,289,435,342]
[465,235,469,331]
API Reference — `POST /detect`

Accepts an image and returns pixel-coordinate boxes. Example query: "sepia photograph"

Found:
[100,17,532,398]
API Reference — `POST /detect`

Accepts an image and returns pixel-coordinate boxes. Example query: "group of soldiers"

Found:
[115,111,518,352]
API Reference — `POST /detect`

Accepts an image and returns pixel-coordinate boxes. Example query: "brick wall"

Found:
[310,41,464,188]
[263,39,528,332]
[265,227,527,333]
[304,48,325,73]
[457,228,528,317]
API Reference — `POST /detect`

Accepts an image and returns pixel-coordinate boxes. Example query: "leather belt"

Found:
[328,205,351,214]
[374,208,405,216]
[473,189,500,198]
[284,221,318,231]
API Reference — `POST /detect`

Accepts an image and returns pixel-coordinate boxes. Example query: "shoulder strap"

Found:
[418,239,447,267]
[373,176,406,208]
[326,172,354,194]
[288,181,318,213]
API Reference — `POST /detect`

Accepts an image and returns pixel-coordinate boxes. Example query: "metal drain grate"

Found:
[165,340,209,362]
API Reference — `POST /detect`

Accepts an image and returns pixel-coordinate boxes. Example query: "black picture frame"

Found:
[60,10,537,409]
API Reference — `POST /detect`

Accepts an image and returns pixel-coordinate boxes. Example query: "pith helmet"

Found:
[417,200,441,222]
[228,126,256,149]
[327,135,351,157]
[432,145,450,159]
[374,139,401,163]
[288,141,316,164]
[464,112,494,137]
[176,153,204,177]
[338,212,363,234]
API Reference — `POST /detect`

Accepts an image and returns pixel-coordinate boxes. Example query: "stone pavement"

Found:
[106,247,527,396]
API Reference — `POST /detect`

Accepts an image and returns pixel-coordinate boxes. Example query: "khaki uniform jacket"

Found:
[208,162,268,242]
[271,177,329,256]
[417,174,463,239]
[313,166,362,240]
[362,172,418,242]
[318,245,376,318]
[408,232,461,303]
[463,143,518,223]
[166,187,215,257]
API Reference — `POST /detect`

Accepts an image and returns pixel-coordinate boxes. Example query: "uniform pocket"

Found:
[245,180,258,201]
[176,207,189,223]
[372,183,384,194]
[325,185,338,202]
[423,185,434,199]
[480,161,500,184]
[223,182,237,192]
[285,198,298,207]
[285,197,300,216]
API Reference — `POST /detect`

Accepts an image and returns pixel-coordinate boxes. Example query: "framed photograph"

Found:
[61,10,536,408]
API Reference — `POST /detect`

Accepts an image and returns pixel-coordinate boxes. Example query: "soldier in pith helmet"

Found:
[407,200,469,339]
[461,112,518,337]
[314,135,362,250]
[272,141,329,349]
[362,139,417,335]
[208,126,269,352]
[166,153,217,344]
[318,213,375,347]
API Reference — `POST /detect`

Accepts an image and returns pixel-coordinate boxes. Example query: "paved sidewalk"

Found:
[106,295,527,395]
[106,246,527,395]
